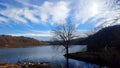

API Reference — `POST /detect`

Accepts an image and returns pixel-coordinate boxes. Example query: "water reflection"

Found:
[0,45,99,68]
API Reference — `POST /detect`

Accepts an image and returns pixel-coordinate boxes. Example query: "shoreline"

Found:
[0,44,49,48]
[65,52,120,67]
[0,61,55,68]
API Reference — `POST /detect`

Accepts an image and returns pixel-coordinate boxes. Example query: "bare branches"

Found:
[51,23,77,68]
[52,23,77,48]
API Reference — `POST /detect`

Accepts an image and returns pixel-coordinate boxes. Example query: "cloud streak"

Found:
[0,0,120,28]
[8,30,90,40]
[0,0,70,25]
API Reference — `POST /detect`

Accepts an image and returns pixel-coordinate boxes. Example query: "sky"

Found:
[0,0,120,40]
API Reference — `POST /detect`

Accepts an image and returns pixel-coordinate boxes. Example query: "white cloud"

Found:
[72,0,107,23]
[33,1,70,24]
[93,9,120,28]
[9,31,52,37]
[70,0,120,28]
[50,1,70,23]
[0,17,8,23]
[0,0,120,29]
[0,0,70,25]
[0,8,28,24]
[8,30,91,40]
[8,30,52,40]
[23,8,39,23]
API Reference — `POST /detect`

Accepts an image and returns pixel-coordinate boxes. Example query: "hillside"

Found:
[0,35,47,48]
[48,37,86,45]
[77,25,120,51]
[67,25,120,67]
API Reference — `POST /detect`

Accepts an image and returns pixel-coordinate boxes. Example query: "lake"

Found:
[0,45,99,68]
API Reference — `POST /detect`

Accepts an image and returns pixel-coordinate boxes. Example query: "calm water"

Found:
[0,45,99,68]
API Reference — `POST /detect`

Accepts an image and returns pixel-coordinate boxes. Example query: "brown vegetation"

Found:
[0,63,20,68]
[0,63,53,68]
[0,35,47,48]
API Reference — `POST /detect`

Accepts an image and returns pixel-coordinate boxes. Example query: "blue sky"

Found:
[0,0,120,40]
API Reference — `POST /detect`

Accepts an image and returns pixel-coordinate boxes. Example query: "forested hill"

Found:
[77,25,120,51]
[0,35,47,48]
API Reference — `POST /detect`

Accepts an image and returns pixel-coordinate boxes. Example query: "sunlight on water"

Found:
[0,45,99,68]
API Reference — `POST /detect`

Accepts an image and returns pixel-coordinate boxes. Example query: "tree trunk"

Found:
[66,47,69,68]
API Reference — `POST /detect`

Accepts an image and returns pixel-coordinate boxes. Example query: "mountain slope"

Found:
[0,35,46,48]
[77,25,120,51]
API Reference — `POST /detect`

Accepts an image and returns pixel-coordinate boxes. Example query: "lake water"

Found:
[0,45,99,68]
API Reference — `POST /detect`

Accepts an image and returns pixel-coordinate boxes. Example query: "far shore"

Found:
[0,44,49,48]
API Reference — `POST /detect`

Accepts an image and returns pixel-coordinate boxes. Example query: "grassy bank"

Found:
[0,61,64,68]
[65,48,120,68]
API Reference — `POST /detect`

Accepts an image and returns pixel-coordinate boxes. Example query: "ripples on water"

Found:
[0,45,100,68]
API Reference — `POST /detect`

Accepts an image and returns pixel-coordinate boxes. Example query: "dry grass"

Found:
[0,62,55,68]
[0,63,20,68]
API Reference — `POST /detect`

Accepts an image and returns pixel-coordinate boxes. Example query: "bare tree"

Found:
[52,23,77,68]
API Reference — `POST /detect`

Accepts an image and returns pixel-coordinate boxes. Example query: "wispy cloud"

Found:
[0,16,8,23]
[0,0,120,28]
[0,0,70,25]
[8,30,90,40]
[9,31,52,37]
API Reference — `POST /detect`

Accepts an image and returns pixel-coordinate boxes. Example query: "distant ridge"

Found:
[0,35,47,48]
